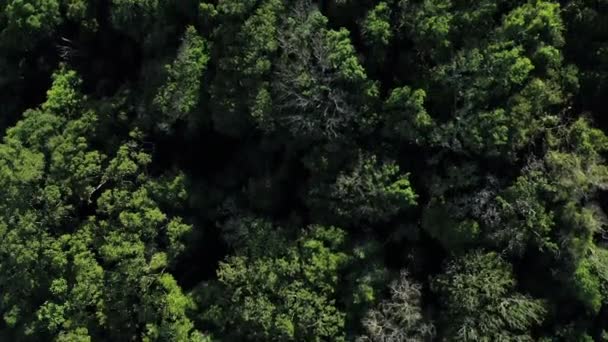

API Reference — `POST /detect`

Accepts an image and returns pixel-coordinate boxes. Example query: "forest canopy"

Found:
[2,0,608,340]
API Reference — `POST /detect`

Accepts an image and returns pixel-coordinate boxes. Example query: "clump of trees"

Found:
[2,0,608,340]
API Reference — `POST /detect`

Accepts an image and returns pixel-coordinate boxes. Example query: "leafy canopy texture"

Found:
[2,0,608,340]
[433,251,546,341]
[0,70,207,341]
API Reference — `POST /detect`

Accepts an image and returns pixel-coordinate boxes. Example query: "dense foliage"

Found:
[2,0,608,340]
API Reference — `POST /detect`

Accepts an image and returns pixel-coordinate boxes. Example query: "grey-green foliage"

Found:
[485,161,556,256]
[268,0,378,140]
[358,271,435,342]
[544,118,608,312]
[308,152,417,226]
[433,251,546,341]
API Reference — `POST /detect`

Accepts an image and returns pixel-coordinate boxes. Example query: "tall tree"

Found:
[199,219,380,341]
[433,251,546,341]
